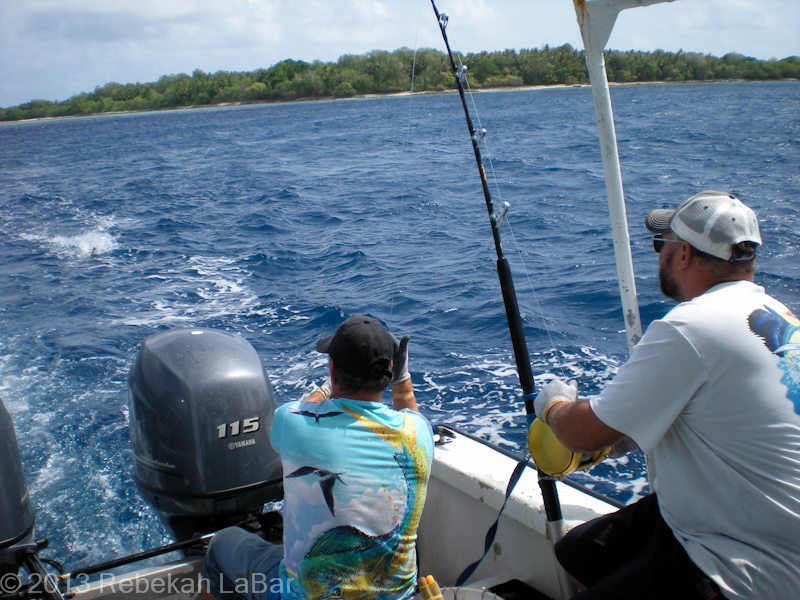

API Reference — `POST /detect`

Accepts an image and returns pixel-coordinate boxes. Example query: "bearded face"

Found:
[659,245,683,302]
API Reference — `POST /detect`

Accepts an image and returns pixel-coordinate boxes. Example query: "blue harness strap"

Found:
[454,459,527,587]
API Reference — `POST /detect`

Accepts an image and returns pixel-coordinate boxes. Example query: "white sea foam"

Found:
[116,255,277,327]
[29,451,76,496]
[272,352,330,399]
[406,345,645,498]
[21,216,119,260]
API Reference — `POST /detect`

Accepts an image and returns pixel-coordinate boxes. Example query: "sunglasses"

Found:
[652,235,683,253]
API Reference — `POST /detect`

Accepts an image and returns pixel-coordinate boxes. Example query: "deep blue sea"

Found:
[1,81,798,571]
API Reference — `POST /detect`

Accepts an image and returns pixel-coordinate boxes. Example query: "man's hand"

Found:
[534,380,624,453]
[534,379,578,425]
[317,377,333,399]
[392,335,411,384]
[305,377,332,403]
[390,334,416,411]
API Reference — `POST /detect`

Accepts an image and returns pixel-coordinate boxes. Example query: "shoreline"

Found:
[3,78,797,125]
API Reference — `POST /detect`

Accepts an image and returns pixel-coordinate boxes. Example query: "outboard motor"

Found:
[128,328,283,542]
[0,397,36,576]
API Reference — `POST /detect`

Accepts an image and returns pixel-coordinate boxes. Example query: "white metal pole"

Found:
[580,15,643,353]
[572,0,676,353]
[548,4,677,598]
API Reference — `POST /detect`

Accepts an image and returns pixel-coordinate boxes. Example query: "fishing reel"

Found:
[527,418,609,477]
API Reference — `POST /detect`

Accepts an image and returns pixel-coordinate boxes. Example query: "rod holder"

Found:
[495,201,510,226]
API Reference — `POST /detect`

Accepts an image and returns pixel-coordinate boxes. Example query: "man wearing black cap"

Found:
[533,192,800,599]
[204,316,434,600]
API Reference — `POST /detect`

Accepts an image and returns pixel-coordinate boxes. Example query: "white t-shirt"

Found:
[591,281,800,600]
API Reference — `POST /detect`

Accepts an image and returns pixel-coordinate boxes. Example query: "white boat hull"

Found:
[418,429,614,598]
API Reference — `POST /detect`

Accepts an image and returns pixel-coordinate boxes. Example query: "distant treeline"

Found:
[3,45,798,121]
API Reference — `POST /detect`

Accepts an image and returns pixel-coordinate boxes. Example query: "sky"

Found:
[1,0,798,108]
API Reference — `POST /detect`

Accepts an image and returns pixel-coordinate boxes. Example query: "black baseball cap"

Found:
[316,316,395,380]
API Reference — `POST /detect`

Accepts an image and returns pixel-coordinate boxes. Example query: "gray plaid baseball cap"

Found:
[645,191,761,261]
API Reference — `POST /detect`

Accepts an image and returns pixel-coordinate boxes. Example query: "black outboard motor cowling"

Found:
[0,397,36,574]
[129,328,282,542]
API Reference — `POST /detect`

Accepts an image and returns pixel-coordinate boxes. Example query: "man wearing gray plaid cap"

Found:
[535,191,800,599]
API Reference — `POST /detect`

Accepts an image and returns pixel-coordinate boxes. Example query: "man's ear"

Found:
[675,242,693,270]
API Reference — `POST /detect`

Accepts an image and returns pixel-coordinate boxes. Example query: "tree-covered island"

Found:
[2,45,798,122]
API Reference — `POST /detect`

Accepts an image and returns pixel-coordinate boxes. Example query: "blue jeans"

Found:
[203,527,284,600]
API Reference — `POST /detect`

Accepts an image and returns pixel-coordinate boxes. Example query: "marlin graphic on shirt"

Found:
[749,305,800,416]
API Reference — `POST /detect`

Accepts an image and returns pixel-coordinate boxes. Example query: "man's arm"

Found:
[545,399,625,453]
[303,389,325,403]
[391,377,417,411]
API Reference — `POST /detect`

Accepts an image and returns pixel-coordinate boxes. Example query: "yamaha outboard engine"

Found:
[128,328,283,542]
[0,397,36,577]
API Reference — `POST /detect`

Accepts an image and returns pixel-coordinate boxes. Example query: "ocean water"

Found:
[1,81,798,571]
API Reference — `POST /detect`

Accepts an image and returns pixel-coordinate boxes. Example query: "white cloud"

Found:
[609,0,798,60]
[1,0,797,107]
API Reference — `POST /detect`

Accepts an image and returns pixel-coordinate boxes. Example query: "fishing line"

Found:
[463,97,570,379]
[382,0,424,319]
[441,35,508,212]
[458,91,570,381]
[405,0,423,121]
[503,217,569,381]
[429,1,565,537]
[425,3,568,381]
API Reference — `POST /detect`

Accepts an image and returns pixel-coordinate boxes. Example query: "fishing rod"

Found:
[428,0,564,531]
